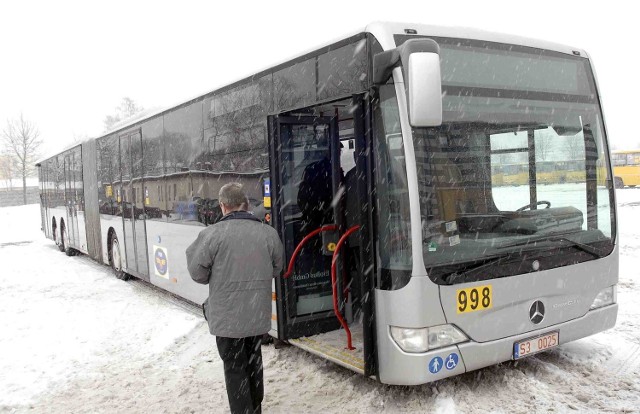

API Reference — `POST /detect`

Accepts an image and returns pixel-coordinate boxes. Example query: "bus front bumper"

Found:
[377,304,617,385]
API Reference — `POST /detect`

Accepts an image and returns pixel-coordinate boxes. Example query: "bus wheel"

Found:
[110,234,129,281]
[614,177,624,189]
[58,221,66,253]
[52,219,61,250]
[61,223,75,256]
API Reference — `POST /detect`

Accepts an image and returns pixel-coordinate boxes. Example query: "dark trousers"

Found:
[216,335,263,414]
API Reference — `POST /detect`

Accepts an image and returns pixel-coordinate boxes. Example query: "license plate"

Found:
[513,331,559,359]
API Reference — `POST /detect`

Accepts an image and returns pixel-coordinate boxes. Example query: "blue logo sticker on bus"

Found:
[445,353,459,370]
[263,178,272,208]
[264,178,271,197]
[429,356,443,374]
[155,247,168,276]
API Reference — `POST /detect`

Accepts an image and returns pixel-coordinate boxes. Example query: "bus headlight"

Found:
[590,285,616,310]
[390,324,468,353]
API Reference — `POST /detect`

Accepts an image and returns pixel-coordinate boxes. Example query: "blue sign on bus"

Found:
[264,178,271,197]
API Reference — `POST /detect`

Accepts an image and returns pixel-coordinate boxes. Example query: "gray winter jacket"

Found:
[186,211,284,338]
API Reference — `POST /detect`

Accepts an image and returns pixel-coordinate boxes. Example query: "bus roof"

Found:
[36,21,591,166]
[366,22,586,57]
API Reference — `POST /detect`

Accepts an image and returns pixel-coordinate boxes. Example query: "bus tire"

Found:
[109,232,129,281]
[614,177,624,189]
[58,220,67,253]
[52,218,62,251]
[61,221,75,256]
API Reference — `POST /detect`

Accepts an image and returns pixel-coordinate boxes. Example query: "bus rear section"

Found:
[370,28,617,385]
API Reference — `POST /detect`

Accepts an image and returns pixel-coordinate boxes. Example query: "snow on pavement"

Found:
[0,197,639,413]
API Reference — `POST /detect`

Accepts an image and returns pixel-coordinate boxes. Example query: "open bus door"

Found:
[269,114,342,338]
[268,96,376,377]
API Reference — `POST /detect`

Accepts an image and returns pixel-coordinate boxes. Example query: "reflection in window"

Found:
[142,117,166,221]
[317,39,368,100]
[163,102,203,222]
[185,81,270,227]
[274,60,315,112]
[97,135,120,216]
[74,147,84,214]
[374,84,412,284]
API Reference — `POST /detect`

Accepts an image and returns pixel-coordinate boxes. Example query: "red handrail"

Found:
[331,225,360,350]
[282,224,338,279]
[282,223,360,351]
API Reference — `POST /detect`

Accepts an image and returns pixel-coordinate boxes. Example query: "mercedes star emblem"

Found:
[529,300,545,324]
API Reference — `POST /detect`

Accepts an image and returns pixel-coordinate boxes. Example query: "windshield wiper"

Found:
[499,235,606,259]
[441,235,607,284]
[443,253,521,284]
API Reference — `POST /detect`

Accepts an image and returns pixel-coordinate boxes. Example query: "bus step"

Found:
[289,327,364,375]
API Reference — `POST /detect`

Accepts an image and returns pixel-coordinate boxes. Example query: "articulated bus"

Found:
[37,22,618,385]
[612,150,640,188]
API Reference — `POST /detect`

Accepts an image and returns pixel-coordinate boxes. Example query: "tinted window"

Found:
[164,102,203,223]
[199,81,270,225]
[97,135,120,216]
[142,117,166,221]
[74,147,84,213]
[55,155,65,209]
[374,84,413,290]
[164,102,202,174]
[119,134,132,205]
[317,39,368,100]
[274,59,315,111]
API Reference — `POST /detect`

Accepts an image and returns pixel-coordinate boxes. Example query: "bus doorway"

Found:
[270,113,342,338]
[268,97,374,376]
[63,150,80,250]
[118,130,150,281]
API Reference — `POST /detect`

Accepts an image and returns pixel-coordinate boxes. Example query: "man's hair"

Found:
[218,182,249,209]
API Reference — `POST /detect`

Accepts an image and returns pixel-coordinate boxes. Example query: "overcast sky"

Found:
[1,0,638,157]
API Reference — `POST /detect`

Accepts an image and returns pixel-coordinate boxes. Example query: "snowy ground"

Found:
[1,193,639,413]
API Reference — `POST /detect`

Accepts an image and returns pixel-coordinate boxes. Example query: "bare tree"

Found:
[565,135,585,161]
[1,114,43,204]
[535,130,553,162]
[118,97,143,118]
[103,97,144,132]
[0,154,14,190]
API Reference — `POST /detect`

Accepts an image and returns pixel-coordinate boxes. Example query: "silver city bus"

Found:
[37,22,617,385]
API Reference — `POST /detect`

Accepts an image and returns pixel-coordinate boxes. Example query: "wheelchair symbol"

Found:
[445,353,459,370]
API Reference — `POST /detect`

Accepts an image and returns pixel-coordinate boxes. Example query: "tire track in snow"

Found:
[606,341,640,377]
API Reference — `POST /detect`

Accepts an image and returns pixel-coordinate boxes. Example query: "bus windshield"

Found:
[406,38,616,285]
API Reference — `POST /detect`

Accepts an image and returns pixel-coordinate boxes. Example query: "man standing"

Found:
[186,183,283,414]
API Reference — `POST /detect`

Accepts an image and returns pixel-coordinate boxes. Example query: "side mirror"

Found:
[407,51,442,127]
[373,39,443,127]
